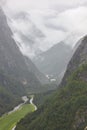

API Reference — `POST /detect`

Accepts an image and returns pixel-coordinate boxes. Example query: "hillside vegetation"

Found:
[16,63,87,130]
[0,71,26,116]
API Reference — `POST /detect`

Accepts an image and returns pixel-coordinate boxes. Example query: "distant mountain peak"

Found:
[34,41,72,84]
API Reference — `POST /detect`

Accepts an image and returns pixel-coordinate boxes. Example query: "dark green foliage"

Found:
[16,64,87,130]
[33,90,54,107]
[0,71,26,116]
[28,83,57,94]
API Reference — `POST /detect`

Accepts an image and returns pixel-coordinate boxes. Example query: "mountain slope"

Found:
[0,8,41,91]
[0,7,43,115]
[24,56,49,85]
[34,42,72,84]
[0,71,25,116]
[8,11,45,58]
[16,35,87,130]
[61,35,87,86]
[16,65,87,130]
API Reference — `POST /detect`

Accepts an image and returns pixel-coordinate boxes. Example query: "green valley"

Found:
[0,100,35,130]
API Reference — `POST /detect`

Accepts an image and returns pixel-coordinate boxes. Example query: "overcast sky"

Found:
[1,0,87,58]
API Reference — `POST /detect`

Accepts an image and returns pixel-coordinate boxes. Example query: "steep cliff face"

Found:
[0,8,41,90]
[61,35,87,86]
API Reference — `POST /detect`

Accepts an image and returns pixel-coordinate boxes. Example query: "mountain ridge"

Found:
[61,35,87,86]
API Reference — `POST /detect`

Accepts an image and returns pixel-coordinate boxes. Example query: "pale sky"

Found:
[1,0,87,58]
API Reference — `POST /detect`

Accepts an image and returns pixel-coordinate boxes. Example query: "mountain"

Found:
[0,7,45,115]
[24,56,49,85]
[16,35,87,130]
[0,8,41,89]
[8,11,46,58]
[16,64,87,130]
[0,71,25,116]
[61,35,87,86]
[34,42,72,84]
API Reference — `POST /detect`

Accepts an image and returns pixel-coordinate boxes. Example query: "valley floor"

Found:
[0,96,36,130]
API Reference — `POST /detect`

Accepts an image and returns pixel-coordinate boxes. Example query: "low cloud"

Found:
[2,0,87,58]
[0,0,7,6]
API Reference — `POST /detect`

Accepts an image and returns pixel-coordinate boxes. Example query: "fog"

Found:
[2,0,87,58]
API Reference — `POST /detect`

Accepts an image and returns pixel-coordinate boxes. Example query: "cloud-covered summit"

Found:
[2,0,87,58]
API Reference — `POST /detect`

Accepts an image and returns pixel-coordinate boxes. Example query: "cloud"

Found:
[0,0,7,6]
[45,6,87,32]
[2,0,87,58]
[4,0,87,12]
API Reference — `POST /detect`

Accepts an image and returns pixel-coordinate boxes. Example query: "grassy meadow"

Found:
[0,103,35,130]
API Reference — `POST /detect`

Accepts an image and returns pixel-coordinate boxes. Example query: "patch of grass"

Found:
[0,104,35,130]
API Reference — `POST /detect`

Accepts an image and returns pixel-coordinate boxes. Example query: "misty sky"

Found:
[2,0,87,58]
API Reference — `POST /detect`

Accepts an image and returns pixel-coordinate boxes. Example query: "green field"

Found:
[0,103,35,130]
